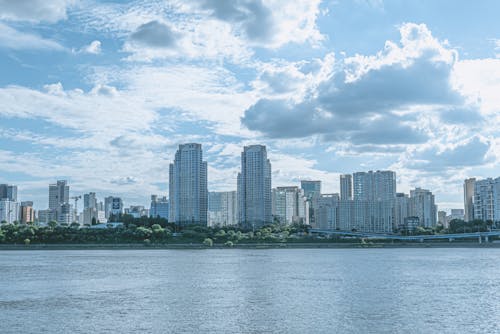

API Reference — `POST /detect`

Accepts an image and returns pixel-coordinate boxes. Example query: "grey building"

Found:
[169,143,208,226]
[208,191,237,226]
[340,174,353,200]
[409,187,437,228]
[0,184,17,201]
[463,178,476,222]
[353,170,396,201]
[105,196,123,218]
[300,180,321,227]
[238,145,272,229]
[150,195,169,219]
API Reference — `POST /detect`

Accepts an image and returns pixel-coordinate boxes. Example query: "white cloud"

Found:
[81,40,101,54]
[0,0,76,23]
[0,23,65,50]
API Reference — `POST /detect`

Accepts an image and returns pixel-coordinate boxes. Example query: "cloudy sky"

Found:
[0,0,499,211]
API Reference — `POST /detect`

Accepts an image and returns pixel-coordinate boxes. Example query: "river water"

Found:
[0,248,499,333]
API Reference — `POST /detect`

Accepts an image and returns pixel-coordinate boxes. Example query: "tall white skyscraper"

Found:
[463,178,476,222]
[169,143,208,226]
[238,145,272,228]
[340,174,353,200]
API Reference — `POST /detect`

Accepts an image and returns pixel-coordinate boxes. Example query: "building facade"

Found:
[463,178,476,222]
[409,187,437,228]
[272,186,308,225]
[169,143,208,225]
[300,180,321,227]
[208,191,237,227]
[105,196,123,218]
[340,174,353,200]
[150,195,169,219]
[238,145,272,228]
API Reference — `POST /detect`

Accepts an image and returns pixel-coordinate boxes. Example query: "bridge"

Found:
[309,229,500,243]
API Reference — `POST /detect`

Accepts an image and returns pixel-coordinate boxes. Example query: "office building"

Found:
[150,195,169,219]
[300,180,321,227]
[0,184,17,201]
[272,186,309,225]
[169,143,208,225]
[20,201,35,224]
[105,196,123,218]
[238,145,272,228]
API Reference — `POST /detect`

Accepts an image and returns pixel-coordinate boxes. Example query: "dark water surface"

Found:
[0,249,499,333]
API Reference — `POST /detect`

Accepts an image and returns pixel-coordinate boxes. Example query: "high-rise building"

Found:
[150,195,169,219]
[395,193,410,230]
[0,199,19,224]
[169,143,208,226]
[49,180,69,210]
[473,178,500,222]
[0,184,17,201]
[340,175,353,200]
[48,180,72,224]
[272,186,308,225]
[438,210,447,227]
[105,196,123,218]
[84,192,97,210]
[20,201,35,224]
[208,191,238,227]
[353,170,396,201]
[300,180,321,227]
[317,193,340,230]
[409,187,437,228]
[463,178,476,222]
[238,145,272,228]
[352,170,396,232]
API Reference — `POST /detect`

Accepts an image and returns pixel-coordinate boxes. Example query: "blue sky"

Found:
[0,0,499,211]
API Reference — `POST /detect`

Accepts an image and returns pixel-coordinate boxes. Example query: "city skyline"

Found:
[0,1,499,212]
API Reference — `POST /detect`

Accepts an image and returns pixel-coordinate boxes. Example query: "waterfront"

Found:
[1,249,499,333]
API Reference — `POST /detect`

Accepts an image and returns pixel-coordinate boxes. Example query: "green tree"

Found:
[224,240,234,247]
[203,238,213,247]
[24,238,31,246]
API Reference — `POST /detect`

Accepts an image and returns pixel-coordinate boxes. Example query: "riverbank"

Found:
[1,241,499,250]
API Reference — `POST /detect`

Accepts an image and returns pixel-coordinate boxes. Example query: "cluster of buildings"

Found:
[166,143,438,233]
[2,143,499,233]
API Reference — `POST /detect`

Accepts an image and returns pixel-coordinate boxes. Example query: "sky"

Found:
[0,0,499,211]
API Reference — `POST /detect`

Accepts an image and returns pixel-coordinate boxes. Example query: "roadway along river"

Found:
[1,249,499,333]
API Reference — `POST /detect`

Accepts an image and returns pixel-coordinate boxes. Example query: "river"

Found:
[0,248,499,333]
